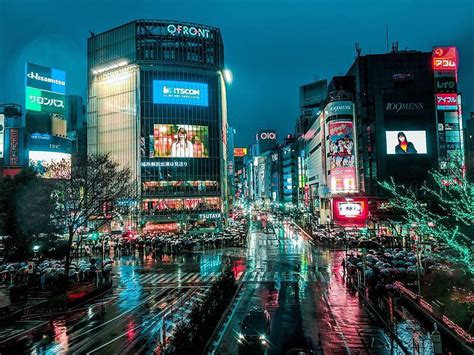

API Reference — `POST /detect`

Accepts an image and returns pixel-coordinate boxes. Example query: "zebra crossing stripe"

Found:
[140,274,153,283]
[202,273,215,282]
[155,274,169,283]
[180,273,194,282]
[188,274,201,283]
[177,272,189,282]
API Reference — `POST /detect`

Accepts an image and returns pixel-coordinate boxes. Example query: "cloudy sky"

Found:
[0,0,472,146]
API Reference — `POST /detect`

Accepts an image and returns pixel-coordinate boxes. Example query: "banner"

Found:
[326,121,357,193]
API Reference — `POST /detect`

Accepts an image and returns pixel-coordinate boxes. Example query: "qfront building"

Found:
[87,20,229,232]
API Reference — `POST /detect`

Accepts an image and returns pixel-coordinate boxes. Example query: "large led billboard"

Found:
[26,63,66,94]
[29,151,71,179]
[327,121,357,193]
[150,124,209,158]
[332,197,368,227]
[385,131,427,155]
[153,80,208,106]
[26,87,66,114]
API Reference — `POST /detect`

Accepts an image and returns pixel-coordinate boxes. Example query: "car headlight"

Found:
[259,334,266,340]
[238,333,245,339]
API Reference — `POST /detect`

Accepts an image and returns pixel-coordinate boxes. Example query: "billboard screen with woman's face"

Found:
[150,124,209,158]
[386,131,427,155]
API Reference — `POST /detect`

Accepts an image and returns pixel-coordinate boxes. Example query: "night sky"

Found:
[0,0,472,147]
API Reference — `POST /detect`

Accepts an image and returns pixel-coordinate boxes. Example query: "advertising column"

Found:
[432,47,463,168]
[324,101,358,194]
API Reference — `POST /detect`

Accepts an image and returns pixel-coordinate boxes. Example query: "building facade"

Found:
[87,20,228,232]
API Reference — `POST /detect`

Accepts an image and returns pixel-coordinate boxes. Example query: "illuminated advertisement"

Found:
[150,124,209,158]
[435,76,457,93]
[327,121,357,193]
[257,131,277,140]
[28,133,72,154]
[385,131,427,155]
[167,24,210,39]
[26,87,66,114]
[436,93,458,110]
[0,114,4,159]
[432,47,458,71]
[233,147,248,157]
[153,80,208,106]
[29,151,71,179]
[26,63,66,94]
[324,101,353,116]
[8,128,19,166]
[332,197,368,227]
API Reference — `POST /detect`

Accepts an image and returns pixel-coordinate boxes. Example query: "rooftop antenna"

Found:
[392,41,399,53]
[355,43,362,57]
[386,24,389,53]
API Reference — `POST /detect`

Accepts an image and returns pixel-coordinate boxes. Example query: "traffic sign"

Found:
[27,262,35,274]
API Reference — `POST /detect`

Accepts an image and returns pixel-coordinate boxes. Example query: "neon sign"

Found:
[167,24,210,38]
[432,47,458,71]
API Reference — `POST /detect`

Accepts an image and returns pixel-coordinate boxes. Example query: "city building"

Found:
[67,95,87,157]
[25,62,73,179]
[87,20,229,232]
[302,46,464,229]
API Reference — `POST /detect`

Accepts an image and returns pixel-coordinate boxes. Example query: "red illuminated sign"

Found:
[233,147,247,157]
[332,197,368,227]
[432,47,458,71]
[436,93,458,110]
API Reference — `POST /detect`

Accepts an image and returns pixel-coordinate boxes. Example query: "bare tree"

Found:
[49,154,137,284]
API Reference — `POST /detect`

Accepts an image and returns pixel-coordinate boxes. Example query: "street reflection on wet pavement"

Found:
[1,217,439,354]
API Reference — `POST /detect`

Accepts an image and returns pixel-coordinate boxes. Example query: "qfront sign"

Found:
[167,24,210,39]
[153,80,208,106]
[26,87,66,114]
[26,63,66,94]
[385,102,424,113]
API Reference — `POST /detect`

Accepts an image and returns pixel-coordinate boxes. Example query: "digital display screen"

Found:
[327,121,357,193]
[338,202,363,217]
[29,151,71,179]
[153,80,208,106]
[151,124,209,158]
[386,131,427,155]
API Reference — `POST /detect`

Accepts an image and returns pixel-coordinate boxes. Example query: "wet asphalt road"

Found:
[1,217,439,354]
[214,219,408,354]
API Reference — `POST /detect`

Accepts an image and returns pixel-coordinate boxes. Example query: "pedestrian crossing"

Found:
[116,270,321,286]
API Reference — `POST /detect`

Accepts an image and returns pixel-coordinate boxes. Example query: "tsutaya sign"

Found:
[167,24,210,38]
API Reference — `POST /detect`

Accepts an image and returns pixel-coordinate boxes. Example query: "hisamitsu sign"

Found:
[26,63,66,94]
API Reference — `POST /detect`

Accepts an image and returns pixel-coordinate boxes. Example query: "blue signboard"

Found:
[153,80,208,106]
[26,63,66,95]
[28,133,72,154]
